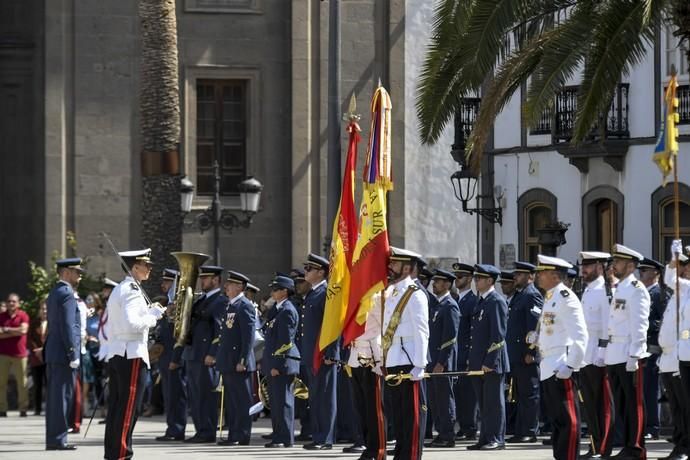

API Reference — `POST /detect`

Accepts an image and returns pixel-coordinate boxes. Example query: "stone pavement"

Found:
[0,412,675,459]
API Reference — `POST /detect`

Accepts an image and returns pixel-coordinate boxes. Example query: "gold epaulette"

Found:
[273,342,294,356]
[439,338,457,350]
[211,337,220,345]
[487,340,505,353]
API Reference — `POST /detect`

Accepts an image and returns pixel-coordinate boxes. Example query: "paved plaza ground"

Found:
[0,412,676,459]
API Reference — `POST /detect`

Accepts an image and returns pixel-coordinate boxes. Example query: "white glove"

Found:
[372,365,383,376]
[554,363,573,379]
[410,366,425,381]
[594,347,607,367]
[672,239,683,257]
[150,303,166,319]
[626,357,639,372]
[69,358,80,369]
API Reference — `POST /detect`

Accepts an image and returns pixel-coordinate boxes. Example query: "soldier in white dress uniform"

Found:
[604,244,650,460]
[533,255,588,460]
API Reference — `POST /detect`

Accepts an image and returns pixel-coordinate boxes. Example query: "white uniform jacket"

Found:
[658,290,679,374]
[381,276,429,369]
[667,265,690,362]
[348,291,383,369]
[105,276,158,368]
[605,273,650,365]
[537,283,588,381]
[580,276,611,365]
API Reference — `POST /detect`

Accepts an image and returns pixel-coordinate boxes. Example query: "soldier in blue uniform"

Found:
[301,253,339,450]
[505,261,542,444]
[467,264,509,451]
[263,275,301,448]
[452,262,479,441]
[154,268,188,442]
[425,269,460,448]
[289,267,312,442]
[638,257,666,440]
[217,270,256,446]
[182,265,226,443]
[45,258,83,451]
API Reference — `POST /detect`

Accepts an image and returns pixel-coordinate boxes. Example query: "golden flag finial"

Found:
[343,92,360,122]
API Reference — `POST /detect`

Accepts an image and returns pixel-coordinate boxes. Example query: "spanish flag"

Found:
[316,116,360,369]
[342,86,393,346]
[653,74,679,184]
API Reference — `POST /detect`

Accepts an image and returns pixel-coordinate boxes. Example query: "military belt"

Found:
[608,335,629,344]
[540,346,567,358]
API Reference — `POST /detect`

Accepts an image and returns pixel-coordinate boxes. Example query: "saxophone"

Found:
[171,251,210,347]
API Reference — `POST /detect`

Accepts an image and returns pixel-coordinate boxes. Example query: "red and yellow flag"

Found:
[316,118,360,369]
[653,74,680,184]
[342,86,393,346]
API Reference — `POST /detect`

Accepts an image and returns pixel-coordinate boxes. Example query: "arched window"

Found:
[518,189,557,263]
[652,183,690,260]
[582,186,624,252]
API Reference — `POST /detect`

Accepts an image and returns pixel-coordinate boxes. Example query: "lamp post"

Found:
[181,160,263,265]
[450,167,503,225]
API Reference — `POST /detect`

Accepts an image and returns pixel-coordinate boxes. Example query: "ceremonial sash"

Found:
[382,285,419,363]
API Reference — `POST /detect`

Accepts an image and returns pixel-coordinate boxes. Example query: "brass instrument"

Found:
[259,376,309,410]
[171,251,210,347]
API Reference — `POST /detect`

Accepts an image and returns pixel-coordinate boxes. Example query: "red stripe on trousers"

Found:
[564,379,577,460]
[73,374,81,429]
[411,382,420,460]
[600,374,612,454]
[634,366,645,453]
[375,377,386,460]
[119,359,140,460]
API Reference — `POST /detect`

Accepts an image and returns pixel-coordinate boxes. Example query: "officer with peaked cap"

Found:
[182,265,226,443]
[451,262,479,440]
[263,275,301,448]
[103,249,166,459]
[467,264,509,451]
[505,261,542,444]
[499,271,517,304]
[425,269,460,448]
[45,258,83,450]
[577,251,615,458]
[605,244,650,460]
[379,247,429,460]
[533,255,588,460]
[638,257,666,440]
[216,270,256,446]
[300,253,339,450]
[154,268,188,442]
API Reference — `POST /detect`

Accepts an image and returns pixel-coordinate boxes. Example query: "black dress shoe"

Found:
[155,435,184,441]
[46,444,77,451]
[67,427,80,434]
[303,443,332,450]
[387,449,396,455]
[542,438,553,446]
[295,433,312,441]
[265,442,291,448]
[581,449,602,459]
[343,445,366,453]
[467,443,483,450]
[217,439,241,446]
[425,438,455,448]
[507,435,537,443]
[456,432,477,441]
[184,436,216,443]
[480,442,505,450]
[0,412,6,417]
[19,411,27,417]
[262,433,275,440]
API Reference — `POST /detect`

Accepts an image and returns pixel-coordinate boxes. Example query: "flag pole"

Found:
[670,66,681,342]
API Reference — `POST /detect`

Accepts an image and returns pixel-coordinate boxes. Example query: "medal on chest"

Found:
[226,312,236,329]
[614,299,626,310]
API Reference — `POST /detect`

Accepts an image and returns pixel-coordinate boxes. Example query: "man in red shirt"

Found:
[0,293,30,416]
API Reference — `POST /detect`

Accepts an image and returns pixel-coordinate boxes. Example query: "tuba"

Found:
[171,251,210,347]
[258,376,309,410]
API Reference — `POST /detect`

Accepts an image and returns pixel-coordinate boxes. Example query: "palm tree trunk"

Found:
[139,0,182,291]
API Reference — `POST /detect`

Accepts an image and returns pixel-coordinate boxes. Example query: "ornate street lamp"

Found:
[450,167,503,225]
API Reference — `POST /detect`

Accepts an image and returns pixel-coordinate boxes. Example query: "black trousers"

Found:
[222,371,253,443]
[543,375,581,460]
[336,366,363,445]
[351,366,386,460]
[385,365,426,460]
[643,355,660,437]
[607,362,646,459]
[31,364,46,414]
[160,365,187,438]
[104,356,148,460]
[579,365,615,456]
[512,362,540,436]
[471,371,506,445]
[677,362,690,455]
[429,375,455,441]
[661,372,689,453]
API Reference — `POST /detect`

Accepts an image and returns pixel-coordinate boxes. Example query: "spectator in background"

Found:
[0,293,30,416]
[84,293,105,415]
[0,301,6,314]
[28,300,49,415]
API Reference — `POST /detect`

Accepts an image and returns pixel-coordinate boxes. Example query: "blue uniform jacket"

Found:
[183,291,226,362]
[647,283,667,348]
[301,283,339,366]
[216,295,257,373]
[469,290,509,374]
[428,294,460,372]
[45,281,81,364]
[263,300,301,376]
[506,283,543,364]
[156,316,181,369]
[456,290,478,371]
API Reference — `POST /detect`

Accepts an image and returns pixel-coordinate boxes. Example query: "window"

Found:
[518,188,557,262]
[666,25,689,78]
[582,186,624,252]
[651,183,690,260]
[184,0,261,14]
[196,79,247,196]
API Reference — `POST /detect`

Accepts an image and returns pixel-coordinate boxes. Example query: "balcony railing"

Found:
[679,85,690,125]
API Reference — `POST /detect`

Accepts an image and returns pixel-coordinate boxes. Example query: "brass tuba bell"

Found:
[258,376,309,410]
[171,251,210,347]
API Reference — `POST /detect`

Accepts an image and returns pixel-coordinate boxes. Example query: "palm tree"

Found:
[139,0,182,289]
[416,0,690,172]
